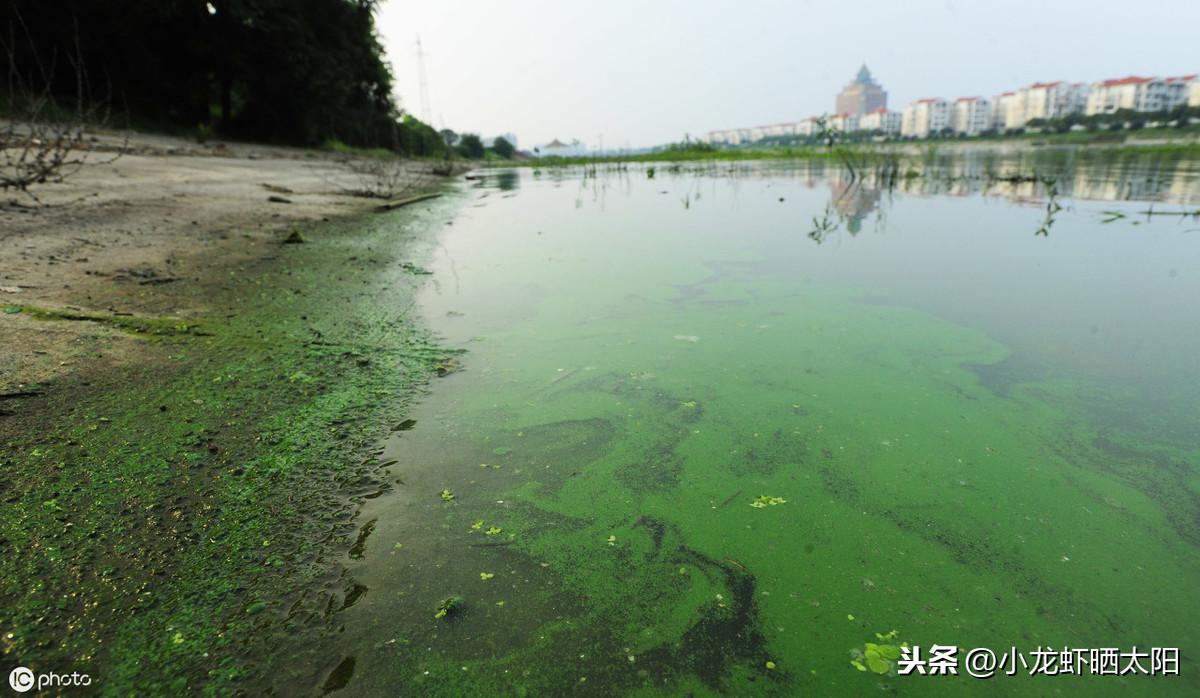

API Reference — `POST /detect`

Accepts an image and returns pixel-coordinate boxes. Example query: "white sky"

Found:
[376,0,1199,149]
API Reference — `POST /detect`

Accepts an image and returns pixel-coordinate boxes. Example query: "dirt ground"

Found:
[1,129,448,395]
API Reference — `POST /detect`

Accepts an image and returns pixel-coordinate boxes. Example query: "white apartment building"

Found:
[759,122,799,138]
[1191,82,1200,107]
[1165,75,1199,109]
[1023,81,1084,122]
[796,117,820,137]
[1086,76,1170,115]
[991,91,1017,131]
[1065,82,1090,115]
[901,98,952,138]
[829,113,860,133]
[705,128,753,145]
[990,81,1086,130]
[953,97,992,135]
[859,107,901,135]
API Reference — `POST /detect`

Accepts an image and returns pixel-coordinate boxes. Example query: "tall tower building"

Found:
[836,64,887,116]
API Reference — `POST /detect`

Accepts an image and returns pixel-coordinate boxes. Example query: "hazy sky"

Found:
[376,0,1198,149]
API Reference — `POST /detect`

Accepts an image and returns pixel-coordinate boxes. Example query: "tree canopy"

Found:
[1,1,430,151]
[457,133,484,159]
[491,136,515,159]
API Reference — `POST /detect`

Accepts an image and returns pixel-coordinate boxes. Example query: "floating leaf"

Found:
[485,526,503,536]
[440,489,455,502]
[434,596,461,620]
[750,495,787,508]
[851,631,905,676]
[480,572,494,581]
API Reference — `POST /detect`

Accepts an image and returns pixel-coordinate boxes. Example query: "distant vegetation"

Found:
[504,127,1200,169]
[0,1,475,158]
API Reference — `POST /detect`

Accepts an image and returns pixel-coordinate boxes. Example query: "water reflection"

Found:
[500,151,1200,241]
[494,169,520,191]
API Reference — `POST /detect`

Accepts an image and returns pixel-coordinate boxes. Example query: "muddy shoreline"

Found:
[1,131,468,693]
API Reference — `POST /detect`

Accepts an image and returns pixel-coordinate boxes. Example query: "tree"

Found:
[491,136,515,159]
[395,115,448,157]
[457,133,484,159]
[2,0,401,149]
[440,129,458,147]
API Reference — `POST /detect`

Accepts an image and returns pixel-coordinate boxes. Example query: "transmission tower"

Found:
[415,36,433,124]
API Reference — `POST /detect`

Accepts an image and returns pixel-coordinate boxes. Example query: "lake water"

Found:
[314,153,1200,696]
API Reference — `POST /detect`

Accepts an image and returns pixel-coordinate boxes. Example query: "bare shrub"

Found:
[1,17,120,204]
[340,158,445,200]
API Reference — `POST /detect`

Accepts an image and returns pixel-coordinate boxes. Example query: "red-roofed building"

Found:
[989,80,1088,130]
[901,98,952,137]
[1087,75,1169,114]
[1164,75,1199,110]
[992,91,1022,131]
[796,117,822,138]
[953,97,992,135]
[829,112,860,133]
[1030,81,1088,123]
[859,107,901,135]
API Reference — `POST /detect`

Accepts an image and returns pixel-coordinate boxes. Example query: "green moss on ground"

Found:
[0,200,462,694]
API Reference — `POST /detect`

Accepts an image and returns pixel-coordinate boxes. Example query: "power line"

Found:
[414,36,433,124]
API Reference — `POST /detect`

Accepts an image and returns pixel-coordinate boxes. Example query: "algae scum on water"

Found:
[306,158,1200,696]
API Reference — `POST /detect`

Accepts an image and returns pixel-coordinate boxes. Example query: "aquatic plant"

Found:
[850,630,904,675]
[434,596,462,620]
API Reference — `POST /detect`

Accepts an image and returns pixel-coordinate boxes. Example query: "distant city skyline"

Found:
[376,0,1199,150]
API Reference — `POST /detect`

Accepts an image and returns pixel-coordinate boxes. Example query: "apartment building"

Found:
[859,107,901,135]
[796,117,820,137]
[991,91,1017,131]
[759,122,799,138]
[829,113,860,133]
[1165,75,1199,109]
[901,99,952,137]
[1023,81,1086,121]
[952,97,992,135]
[1086,76,1169,114]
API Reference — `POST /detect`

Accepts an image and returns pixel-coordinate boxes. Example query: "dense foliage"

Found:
[491,136,514,159]
[457,133,484,159]
[1,1,448,154]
